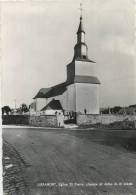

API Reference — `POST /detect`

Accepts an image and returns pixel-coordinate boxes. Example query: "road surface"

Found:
[3,127,136,195]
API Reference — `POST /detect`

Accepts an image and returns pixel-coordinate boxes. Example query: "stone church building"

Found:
[31,14,100,116]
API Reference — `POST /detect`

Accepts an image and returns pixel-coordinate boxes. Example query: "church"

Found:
[30,11,100,117]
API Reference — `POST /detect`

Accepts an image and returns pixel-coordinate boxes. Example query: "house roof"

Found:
[41,99,63,111]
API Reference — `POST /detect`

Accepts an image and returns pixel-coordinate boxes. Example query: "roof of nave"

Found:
[33,82,67,99]
[41,99,63,111]
[34,76,100,99]
[33,88,51,99]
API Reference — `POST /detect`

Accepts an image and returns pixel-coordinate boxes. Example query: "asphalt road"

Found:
[3,127,136,195]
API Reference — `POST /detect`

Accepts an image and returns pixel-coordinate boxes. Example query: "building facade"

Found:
[31,14,100,116]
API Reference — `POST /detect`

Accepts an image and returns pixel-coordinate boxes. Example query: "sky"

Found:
[1,0,136,108]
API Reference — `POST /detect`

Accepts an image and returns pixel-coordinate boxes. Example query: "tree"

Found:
[110,106,122,114]
[101,108,109,114]
[2,106,11,115]
[20,104,29,113]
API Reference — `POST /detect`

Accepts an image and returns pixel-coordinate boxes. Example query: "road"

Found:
[3,127,136,195]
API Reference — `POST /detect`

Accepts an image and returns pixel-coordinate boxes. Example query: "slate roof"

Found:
[34,76,100,99]
[33,83,67,99]
[41,99,63,111]
[73,76,100,84]
[75,57,96,63]
[33,88,51,99]
[77,16,85,34]
[45,82,67,98]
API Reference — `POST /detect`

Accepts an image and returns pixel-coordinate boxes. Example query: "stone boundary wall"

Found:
[2,115,29,125]
[76,114,136,125]
[29,115,57,127]
[2,115,57,127]
[3,114,136,128]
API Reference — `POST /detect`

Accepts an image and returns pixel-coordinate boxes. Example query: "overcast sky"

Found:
[1,0,136,108]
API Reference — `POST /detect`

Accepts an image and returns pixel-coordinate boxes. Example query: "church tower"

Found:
[66,5,100,114]
[32,5,100,117]
[74,15,88,60]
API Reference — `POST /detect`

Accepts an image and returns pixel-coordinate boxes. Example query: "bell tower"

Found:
[73,15,88,60]
[65,4,100,114]
[66,4,98,83]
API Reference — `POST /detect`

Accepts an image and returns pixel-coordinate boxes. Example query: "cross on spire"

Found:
[77,2,85,34]
[79,3,83,19]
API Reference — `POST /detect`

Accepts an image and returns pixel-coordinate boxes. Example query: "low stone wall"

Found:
[77,114,136,126]
[3,114,136,128]
[29,115,57,127]
[2,115,29,125]
[2,115,57,127]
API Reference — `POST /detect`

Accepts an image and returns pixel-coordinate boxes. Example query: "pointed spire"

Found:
[77,3,85,34]
[73,3,88,60]
[72,3,95,62]
[77,16,85,34]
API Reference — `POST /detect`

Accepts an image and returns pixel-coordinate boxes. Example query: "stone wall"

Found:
[76,114,136,126]
[3,114,136,128]
[29,115,57,127]
[2,115,29,125]
[2,115,57,127]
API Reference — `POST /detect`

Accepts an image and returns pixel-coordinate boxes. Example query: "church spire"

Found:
[77,3,85,34]
[77,15,85,34]
[73,3,88,60]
